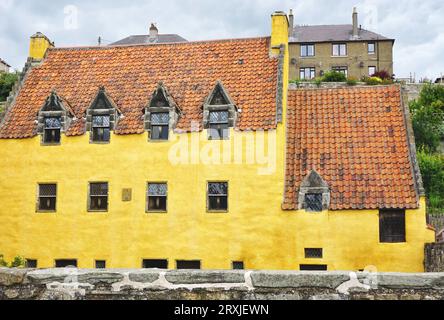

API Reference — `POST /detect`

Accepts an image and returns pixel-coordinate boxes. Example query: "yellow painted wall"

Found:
[0,12,434,273]
[0,131,435,272]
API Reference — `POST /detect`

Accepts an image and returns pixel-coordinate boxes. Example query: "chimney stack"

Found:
[149,23,159,42]
[289,9,294,33]
[29,32,54,61]
[352,7,359,39]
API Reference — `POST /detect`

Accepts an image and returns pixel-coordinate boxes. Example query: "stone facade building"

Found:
[0,12,435,272]
[0,59,10,73]
[289,8,394,81]
[110,23,187,46]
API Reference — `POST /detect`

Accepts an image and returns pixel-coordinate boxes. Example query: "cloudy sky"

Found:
[0,0,443,80]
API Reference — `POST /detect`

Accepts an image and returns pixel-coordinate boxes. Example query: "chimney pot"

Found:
[149,23,159,42]
[352,7,359,39]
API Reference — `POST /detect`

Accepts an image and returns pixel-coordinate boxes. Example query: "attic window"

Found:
[298,170,330,212]
[43,117,62,144]
[37,91,72,145]
[208,111,230,140]
[305,193,323,212]
[150,112,170,140]
[86,87,120,144]
[145,83,180,142]
[203,82,237,140]
[92,115,111,142]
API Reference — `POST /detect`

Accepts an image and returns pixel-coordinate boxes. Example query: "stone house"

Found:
[0,12,435,272]
[0,59,10,73]
[289,8,394,81]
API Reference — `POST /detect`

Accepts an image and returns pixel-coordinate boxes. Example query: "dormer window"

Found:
[203,81,238,141]
[43,117,62,144]
[92,115,111,143]
[86,86,121,144]
[208,111,229,140]
[298,170,330,212]
[37,91,73,146]
[145,82,180,142]
[151,112,170,141]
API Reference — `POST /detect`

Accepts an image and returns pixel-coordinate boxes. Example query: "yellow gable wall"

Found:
[0,129,435,272]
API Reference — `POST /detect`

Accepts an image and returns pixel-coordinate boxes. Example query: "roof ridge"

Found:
[49,36,271,51]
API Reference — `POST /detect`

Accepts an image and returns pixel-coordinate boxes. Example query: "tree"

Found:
[0,72,19,102]
[410,84,444,153]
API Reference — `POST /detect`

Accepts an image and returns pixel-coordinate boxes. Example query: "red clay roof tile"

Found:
[283,85,419,211]
[0,37,278,138]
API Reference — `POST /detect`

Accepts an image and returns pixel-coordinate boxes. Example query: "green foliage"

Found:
[363,76,383,85]
[322,71,347,82]
[410,84,444,153]
[289,79,302,88]
[0,72,19,102]
[314,78,322,88]
[417,151,444,211]
[0,254,26,268]
[346,77,358,86]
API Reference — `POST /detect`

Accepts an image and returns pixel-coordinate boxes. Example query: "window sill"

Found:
[207,210,229,214]
[87,210,109,213]
[300,56,315,58]
[36,211,57,214]
[40,143,61,147]
[146,211,168,214]
[89,142,111,145]
[331,56,348,58]
[149,139,170,143]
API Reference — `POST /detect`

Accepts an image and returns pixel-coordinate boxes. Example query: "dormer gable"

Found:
[298,170,331,212]
[86,86,121,143]
[203,81,238,140]
[144,82,180,140]
[37,90,74,144]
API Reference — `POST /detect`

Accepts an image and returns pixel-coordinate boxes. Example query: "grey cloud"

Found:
[0,0,443,80]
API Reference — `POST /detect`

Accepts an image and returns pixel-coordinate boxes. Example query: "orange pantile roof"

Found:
[283,85,420,211]
[0,37,278,138]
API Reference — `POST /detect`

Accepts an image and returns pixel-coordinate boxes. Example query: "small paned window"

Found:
[95,260,106,269]
[368,42,375,54]
[176,260,201,270]
[305,248,323,259]
[369,66,377,76]
[43,117,62,144]
[332,66,348,77]
[232,261,245,270]
[55,260,78,268]
[92,115,111,142]
[38,184,57,212]
[150,112,170,141]
[147,183,168,212]
[208,111,230,140]
[89,183,109,211]
[304,193,323,212]
[300,264,328,271]
[380,210,406,243]
[208,182,228,212]
[25,259,38,268]
[143,259,168,269]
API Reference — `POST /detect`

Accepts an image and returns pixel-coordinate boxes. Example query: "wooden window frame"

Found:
[150,112,170,141]
[208,110,230,141]
[332,43,347,57]
[300,44,315,57]
[379,210,406,243]
[88,182,109,212]
[207,181,229,213]
[146,182,168,213]
[36,183,57,213]
[176,260,202,270]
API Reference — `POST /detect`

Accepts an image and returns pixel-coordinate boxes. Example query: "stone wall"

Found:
[425,243,444,272]
[1,269,444,300]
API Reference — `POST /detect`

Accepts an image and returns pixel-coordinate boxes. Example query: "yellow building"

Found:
[0,12,434,272]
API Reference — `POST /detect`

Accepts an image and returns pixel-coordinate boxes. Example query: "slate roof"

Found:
[290,25,394,43]
[283,85,420,211]
[110,34,188,46]
[0,37,279,138]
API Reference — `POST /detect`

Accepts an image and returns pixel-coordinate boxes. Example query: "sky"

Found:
[0,0,443,80]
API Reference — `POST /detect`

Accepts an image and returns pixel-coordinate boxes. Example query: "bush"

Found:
[314,78,322,88]
[0,72,19,102]
[0,254,26,268]
[410,84,444,153]
[364,76,383,85]
[417,151,444,211]
[322,71,347,82]
[371,70,392,80]
[346,78,358,86]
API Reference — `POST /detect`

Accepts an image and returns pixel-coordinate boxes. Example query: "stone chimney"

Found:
[149,23,159,42]
[352,7,359,39]
[289,9,294,34]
